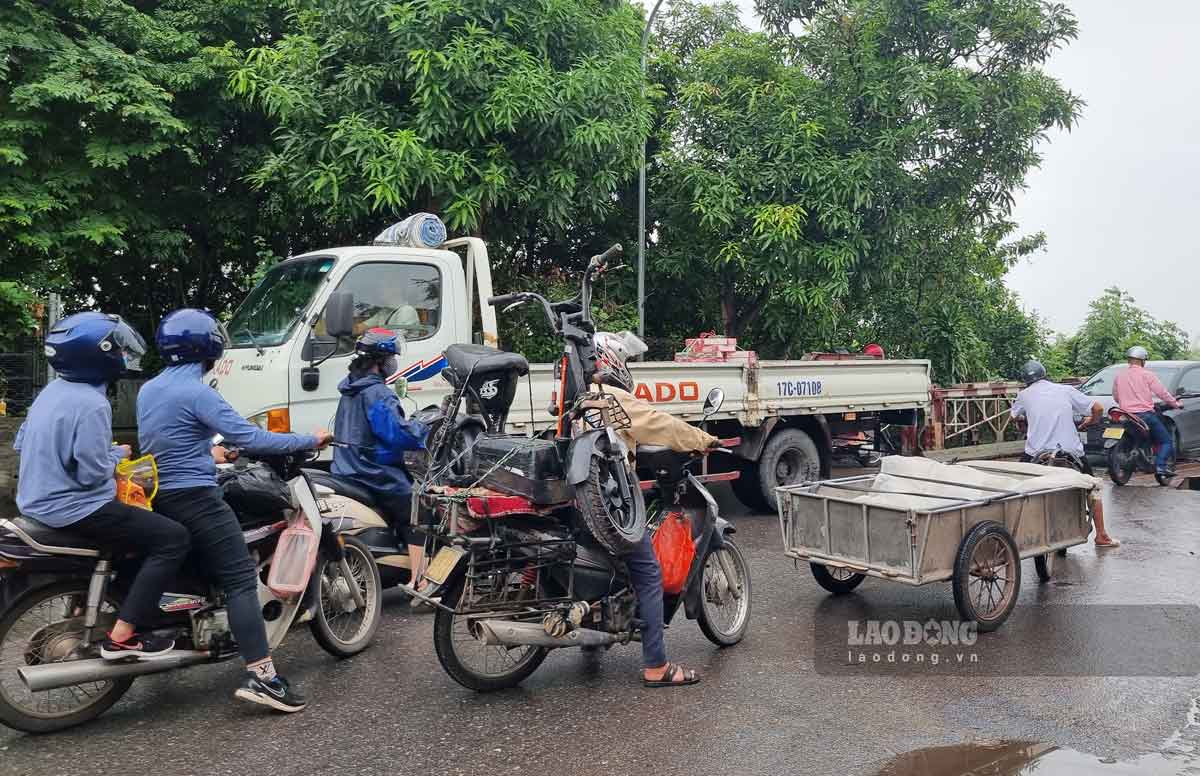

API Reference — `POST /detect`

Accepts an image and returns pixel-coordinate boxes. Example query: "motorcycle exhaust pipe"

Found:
[20,650,211,692]
[476,620,619,649]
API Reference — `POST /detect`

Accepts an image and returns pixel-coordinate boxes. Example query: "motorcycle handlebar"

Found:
[487,293,522,307]
[590,243,623,267]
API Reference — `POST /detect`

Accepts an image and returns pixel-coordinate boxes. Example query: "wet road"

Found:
[2,481,1200,776]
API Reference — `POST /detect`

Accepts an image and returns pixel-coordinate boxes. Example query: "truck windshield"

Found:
[227,257,335,348]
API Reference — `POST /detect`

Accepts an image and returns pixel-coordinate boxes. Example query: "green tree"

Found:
[1073,287,1189,375]
[231,0,651,263]
[0,0,324,335]
[647,0,1077,383]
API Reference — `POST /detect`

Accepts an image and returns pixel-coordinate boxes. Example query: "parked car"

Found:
[1078,360,1200,461]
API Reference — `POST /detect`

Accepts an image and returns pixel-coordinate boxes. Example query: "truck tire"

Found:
[758,428,822,512]
[731,462,769,512]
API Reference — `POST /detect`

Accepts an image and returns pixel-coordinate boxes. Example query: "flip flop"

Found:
[1095,538,1120,548]
[642,662,700,688]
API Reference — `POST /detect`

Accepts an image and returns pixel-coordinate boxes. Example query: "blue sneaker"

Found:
[234,674,307,713]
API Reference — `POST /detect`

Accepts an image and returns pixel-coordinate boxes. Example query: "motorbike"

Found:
[1103,403,1175,486]
[0,449,383,733]
[409,245,751,691]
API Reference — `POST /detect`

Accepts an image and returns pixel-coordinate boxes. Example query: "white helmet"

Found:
[593,331,648,392]
[1126,345,1149,361]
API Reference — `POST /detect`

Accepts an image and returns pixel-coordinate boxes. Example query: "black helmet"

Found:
[1020,360,1047,386]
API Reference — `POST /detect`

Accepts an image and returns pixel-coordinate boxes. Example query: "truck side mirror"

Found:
[324,291,355,339]
[702,387,724,418]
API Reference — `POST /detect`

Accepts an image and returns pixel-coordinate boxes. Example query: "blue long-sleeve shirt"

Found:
[331,372,427,495]
[137,363,319,491]
[14,379,126,526]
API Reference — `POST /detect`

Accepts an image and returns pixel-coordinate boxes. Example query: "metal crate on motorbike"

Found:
[471,435,571,504]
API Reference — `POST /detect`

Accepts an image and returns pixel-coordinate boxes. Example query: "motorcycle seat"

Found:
[445,344,529,380]
[303,470,379,509]
[0,516,103,557]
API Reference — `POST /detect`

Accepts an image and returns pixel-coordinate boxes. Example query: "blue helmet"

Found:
[352,327,403,376]
[45,312,147,384]
[156,308,227,365]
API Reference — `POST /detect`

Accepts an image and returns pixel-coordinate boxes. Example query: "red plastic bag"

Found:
[652,512,695,595]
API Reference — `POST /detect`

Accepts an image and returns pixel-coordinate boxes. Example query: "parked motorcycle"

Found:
[1103,404,1175,486]
[409,245,750,691]
[0,449,382,733]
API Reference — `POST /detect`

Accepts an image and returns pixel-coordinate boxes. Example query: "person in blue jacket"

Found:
[15,312,190,660]
[137,309,331,713]
[331,328,429,595]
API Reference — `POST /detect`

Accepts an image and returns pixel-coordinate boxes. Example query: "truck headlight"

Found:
[248,407,291,432]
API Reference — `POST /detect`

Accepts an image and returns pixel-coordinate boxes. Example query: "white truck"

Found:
[212,234,931,510]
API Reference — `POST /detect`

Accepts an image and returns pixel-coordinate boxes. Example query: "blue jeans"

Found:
[155,487,271,664]
[623,534,668,668]
[1138,412,1174,470]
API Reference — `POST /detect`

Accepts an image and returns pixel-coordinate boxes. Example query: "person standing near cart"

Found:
[1011,360,1118,547]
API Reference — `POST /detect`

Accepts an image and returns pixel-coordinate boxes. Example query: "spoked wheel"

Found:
[697,539,752,646]
[953,521,1021,631]
[0,582,132,733]
[311,536,383,658]
[433,575,548,692]
[810,563,867,595]
[1107,438,1135,486]
[576,452,646,554]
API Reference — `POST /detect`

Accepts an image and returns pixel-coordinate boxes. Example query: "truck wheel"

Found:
[758,428,821,512]
[731,463,769,512]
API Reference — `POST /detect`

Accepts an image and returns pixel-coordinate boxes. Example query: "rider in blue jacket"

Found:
[331,328,429,594]
[137,309,331,713]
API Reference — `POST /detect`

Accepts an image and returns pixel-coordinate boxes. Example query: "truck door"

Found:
[289,258,458,438]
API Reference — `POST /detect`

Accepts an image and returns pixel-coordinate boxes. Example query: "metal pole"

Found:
[638,0,666,342]
[45,293,62,382]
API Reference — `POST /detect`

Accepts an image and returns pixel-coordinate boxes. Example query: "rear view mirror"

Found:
[702,387,725,418]
[324,291,355,338]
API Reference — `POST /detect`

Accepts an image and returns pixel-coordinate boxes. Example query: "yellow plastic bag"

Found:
[116,454,158,510]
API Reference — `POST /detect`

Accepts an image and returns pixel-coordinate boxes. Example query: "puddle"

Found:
[874,741,1197,775]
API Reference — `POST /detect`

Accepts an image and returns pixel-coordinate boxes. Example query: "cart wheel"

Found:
[810,563,866,595]
[1034,553,1054,583]
[952,521,1020,632]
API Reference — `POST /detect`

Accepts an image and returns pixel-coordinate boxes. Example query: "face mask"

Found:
[381,356,399,377]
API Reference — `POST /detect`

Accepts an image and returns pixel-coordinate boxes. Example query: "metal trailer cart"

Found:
[776,464,1093,631]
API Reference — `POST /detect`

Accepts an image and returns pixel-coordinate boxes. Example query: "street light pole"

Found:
[638,0,666,342]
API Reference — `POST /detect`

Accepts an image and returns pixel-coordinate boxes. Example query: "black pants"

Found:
[71,500,191,627]
[371,490,423,546]
[155,487,270,664]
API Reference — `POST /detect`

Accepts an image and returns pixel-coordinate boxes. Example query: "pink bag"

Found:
[267,518,318,597]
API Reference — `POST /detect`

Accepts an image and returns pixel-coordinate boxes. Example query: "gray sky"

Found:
[725,1,1198,341]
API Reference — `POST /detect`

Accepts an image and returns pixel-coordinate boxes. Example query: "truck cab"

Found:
[209,237,497,439]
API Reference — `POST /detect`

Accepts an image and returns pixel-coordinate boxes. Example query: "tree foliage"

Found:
[231,0,651,244]
[0,0,327,335]
[1062,287,1190,376]
[648,0,1079,383]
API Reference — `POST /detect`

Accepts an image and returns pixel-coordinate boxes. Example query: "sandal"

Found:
[1095,537,1120,548]
[642,662,700,688]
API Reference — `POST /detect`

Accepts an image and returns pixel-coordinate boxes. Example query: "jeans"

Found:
[155,487,270,664]
[70,500,191,627]
[1138,412,1174,470]
[623,533,667,668]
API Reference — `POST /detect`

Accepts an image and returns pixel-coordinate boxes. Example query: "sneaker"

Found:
[100,634,176,661]
[234,674,307,713]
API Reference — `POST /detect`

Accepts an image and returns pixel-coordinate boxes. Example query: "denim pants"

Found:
[623,533,668,668]
[155,487,270,664]
[1137,412,1174,470]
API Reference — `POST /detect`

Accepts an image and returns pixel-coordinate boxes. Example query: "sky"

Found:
[725,0,1200,342]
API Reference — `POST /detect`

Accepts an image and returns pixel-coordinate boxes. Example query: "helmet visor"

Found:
[110,318,148,373]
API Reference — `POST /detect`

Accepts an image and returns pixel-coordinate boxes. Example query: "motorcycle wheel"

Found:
[575,453,646,555]
[310,536,383,659]
[433,574,548,692]
[1107,439,1134,486]
[0,581,133,733]
[698,539,752,647]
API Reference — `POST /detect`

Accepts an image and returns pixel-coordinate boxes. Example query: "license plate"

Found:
[423,547,465,585]
[1103,427,1125,440]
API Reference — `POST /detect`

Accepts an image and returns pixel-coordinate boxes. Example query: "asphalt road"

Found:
[3,479,1200,776]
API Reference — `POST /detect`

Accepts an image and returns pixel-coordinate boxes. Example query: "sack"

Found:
[218,463,292,516]
[652,512,695,595]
